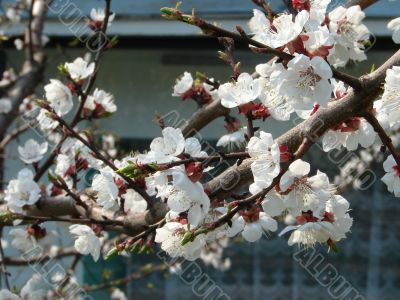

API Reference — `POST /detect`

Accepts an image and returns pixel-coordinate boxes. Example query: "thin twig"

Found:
[35,0,113,181]
[363,111,400,166]
[0,120,36,150]
[84,263,167,292]
[162,9,363,89]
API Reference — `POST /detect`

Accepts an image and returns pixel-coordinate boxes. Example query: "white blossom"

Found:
[14,38,24,50]
[303,26,335,57]
[65,57,95,82]
[216,127,247,151]
[388,17,400,44]
[279,194,352,247]
[166,169,210,226]
[328,5,369,67]
[44,79,73,116]
[382,155,400,197]
[218,73,262,108]
[69,225,101,261]
[20,274,50,300]
[90,8,115,25]
[378,66,400,128]
[184,137,207,158]
[18,139,48,164]
[9,228,38,253]
[111,289,128,300]
[84,88,117,114]
[203,79,220,102]
[261,190,285,217]
[122,189,147,214]
[37,108,59,131]
[92,166,119,211]
[247,131,281,190]
[172,72,193,96]
[280,160,330,216]
[0,98,12,114]
[322,118,376,152]
[0,289,21,300]
[5,169,41,210]
[146,127,185,163]
[279,221,335,246]
[249,9,309,49]
[155,222,205,261]
[226,212,277,242]
[307,0,332,25]
[258,77,293,121]
[9,228,55,254]
[6,7,20,23]
[271,55,333,110]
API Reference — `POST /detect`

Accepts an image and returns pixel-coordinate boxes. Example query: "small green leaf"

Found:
[104,247,119,260]
[181,232,195,246]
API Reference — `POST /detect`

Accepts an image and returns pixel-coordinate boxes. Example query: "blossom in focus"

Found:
[155,222,205,261]
[146,127,185,163]
[279,194,352,247]
[322,118,376,152]
[258,77,294,121]
[271,55,333,110]
[90,8,115,29]
[226,210,277,242]
[65,57,95,82]
[172,72,193,96]
[84,88,117,117]
[377,66,400,128]
[165,169,210,226]
[249,9,309,49]
[5,168,41,210]
[37,109,59,132]
[92,166,120,211]
[279,159,330,216]
[218,73,262,108]
[303,26,335,58]
[328,5,369,67]
[381,155,400,197]
[69,225,101,261]
[18,139,48,164]
[388,17,400,44]
[216,127,247,151]
[260,190,286,217]
[44,79,73,116]
[247,131,281,191]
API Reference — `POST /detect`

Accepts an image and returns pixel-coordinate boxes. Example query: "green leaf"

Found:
[104,247,119,260]
[181,232,195,246]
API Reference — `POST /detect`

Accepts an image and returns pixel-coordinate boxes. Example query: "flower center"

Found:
[297,67,321,89]
[393,165,400,177]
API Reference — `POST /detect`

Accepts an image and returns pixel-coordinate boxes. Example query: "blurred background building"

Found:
[2,0,400,299]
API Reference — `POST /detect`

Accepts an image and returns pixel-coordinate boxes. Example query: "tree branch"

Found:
[363,112,400,166]
[0,0,47,138]
[205,49,400,199]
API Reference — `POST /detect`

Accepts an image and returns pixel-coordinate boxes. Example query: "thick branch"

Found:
[1,247,77,266]
[0,192,168,236]
[0,0,47,138]
[205,50,400,199]
[181,99,230,137]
